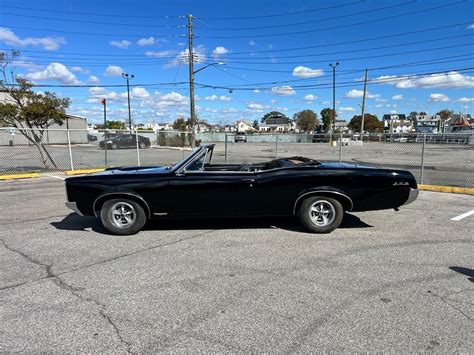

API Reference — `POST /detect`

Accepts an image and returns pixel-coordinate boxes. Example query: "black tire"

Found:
[100,198,147,235]
[139,142,146,149]
[111,143,119,150]
[298,196,343,233]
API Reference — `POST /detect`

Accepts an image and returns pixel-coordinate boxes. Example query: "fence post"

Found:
[275,134,278,159]
[66,129,74,171]
[135,130,140,166]
[224,133,228,163]
[104,130,108,168]
[338,132,343,163]
[420,133,426,184]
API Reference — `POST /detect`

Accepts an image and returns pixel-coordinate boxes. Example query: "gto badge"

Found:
[393,181,409,186]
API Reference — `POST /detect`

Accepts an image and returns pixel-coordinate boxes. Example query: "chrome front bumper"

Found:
[65,201,83,216]
[403,188,419,206]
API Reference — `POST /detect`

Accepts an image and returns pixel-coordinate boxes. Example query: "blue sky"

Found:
[1,0,473,124]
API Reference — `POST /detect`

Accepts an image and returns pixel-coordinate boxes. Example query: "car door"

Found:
[166,152,258,217]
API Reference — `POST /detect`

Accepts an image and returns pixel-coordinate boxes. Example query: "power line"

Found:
[0,4,181,19]
[199,1,364,20]
[197,1,415,30]
[0,11,183,28]
[5,81,189,88]
[197,1,467,38]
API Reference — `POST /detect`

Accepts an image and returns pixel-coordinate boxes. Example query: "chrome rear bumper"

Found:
[65,201,83,216]
[403,188,419,206]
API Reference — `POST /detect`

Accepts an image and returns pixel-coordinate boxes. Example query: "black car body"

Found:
[99,134,151,149]
[65,144,418,235]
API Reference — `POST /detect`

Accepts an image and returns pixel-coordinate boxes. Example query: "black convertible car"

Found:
[65,144,418,235]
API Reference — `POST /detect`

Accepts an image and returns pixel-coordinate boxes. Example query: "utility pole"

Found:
[122,73,134,130]
[187,14,196,148]
[329,62,339,133]
[101,98,108,167]
[360,68,368,135]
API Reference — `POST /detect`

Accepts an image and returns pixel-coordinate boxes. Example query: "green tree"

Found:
[0,50,71,169]
[172,117,188,131]
[105,120,125,129]
[294,109,319,132]
[252,119,259,130]
[348,114,383,132]
[320,108,336,132]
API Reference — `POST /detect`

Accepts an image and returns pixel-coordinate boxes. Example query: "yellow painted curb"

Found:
[419,184,474,195]
[64,168,105,176]
[0,173,39,180]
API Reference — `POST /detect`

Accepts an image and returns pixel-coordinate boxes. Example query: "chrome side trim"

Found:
[65,201,83,216]
[92,192,151,218]
[402,188,419,206]
[293,190,353,214]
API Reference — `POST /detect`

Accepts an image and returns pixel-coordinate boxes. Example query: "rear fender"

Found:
[293,187,353,214]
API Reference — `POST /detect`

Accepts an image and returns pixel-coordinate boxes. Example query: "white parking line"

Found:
[451,210,474,221]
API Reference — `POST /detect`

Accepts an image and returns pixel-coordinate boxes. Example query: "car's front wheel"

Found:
[139,142,146,149]
[299,196,343,233]
[100,198,146,235]
[111,143,119,150]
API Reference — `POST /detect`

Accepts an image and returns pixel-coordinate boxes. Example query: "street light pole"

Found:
[187,14,196,147]
[329,62,339,133]
[122,73,134,130]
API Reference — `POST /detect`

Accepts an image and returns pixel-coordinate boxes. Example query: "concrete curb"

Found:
[0,173,39,180]
[64,168,105,176]
[418,184,474,195]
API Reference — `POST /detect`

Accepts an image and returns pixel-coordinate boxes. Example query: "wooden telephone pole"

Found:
[360,69,368,134]
[187,14,196,148]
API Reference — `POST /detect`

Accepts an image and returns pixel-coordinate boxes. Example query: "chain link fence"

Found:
[1,128,472,188]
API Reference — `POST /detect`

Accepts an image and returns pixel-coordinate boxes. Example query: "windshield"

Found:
[166,145,214,171]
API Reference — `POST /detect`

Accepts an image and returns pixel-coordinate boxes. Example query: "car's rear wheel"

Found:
[139,142,146,149]
[111,143,119,150]
[100,198,146,235]
[299,196,343,233]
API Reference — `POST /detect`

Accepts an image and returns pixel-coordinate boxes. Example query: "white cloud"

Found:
[271,86,295,96]
[0,27,65,50]
[339,106,355,112]
[253,89,260,93]
[376,71,474,89]
[292,66,324,78]
[390,110,398,114]
[88,75,100,84]
[137,37,155,46]
[457,97,474,103]
[131,87,150,99]
[25,63,80,84]
[392,94,403,100]
[344,89,380,99]
[428,93,450,102]
[467,24,474,29]
[249,40,256,46]
[375,104,383,108]
[303,94,318,101]
[145,50,176,58]
[211,46,229,59]
[110,40,132,49]
[104,65,124,77]
[247,102,264,110]
[205,94,231,101]
[70,66,89,74]
[322,101,330,105]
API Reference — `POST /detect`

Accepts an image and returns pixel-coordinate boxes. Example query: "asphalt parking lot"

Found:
[0,176,473,352]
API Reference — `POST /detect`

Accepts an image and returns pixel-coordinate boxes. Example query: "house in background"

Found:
[414,113,441,133]
[259,113,294,132]
[382,114,413,133]
[236,120,254,132]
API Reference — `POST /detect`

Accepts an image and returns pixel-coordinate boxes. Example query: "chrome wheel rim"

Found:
[110,202,135,229]
[309,200,335,226]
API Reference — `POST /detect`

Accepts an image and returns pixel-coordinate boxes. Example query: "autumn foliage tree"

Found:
[0,50,71,169]
[348,114,384,132]
[294,109,319,132]
[320,108,336,132]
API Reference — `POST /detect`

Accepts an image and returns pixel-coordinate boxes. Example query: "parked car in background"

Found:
[312,135,330,143]
[65,144,418,235]
[234,132,247,143]
[87,134,98,142]
[99,134,150,149]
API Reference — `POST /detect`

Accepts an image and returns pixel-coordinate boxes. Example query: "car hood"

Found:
[90,165,171,176]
